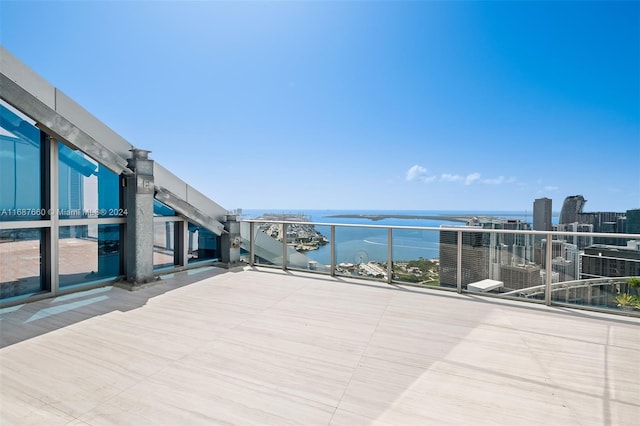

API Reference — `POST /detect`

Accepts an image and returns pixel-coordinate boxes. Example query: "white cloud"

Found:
[482,176,504,185]
[409,168,517,187]
[440,173,463,182]
[406,165,428,182]
[464,173,481,185]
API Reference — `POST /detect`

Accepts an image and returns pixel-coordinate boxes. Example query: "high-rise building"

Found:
[439,217,534,287]
[540,239,567,265]
[578,211,626,238]
[559,195,586,224]
[438,229,487,288]
[563,243,581,282]
[599,222,619,245]
[533,197,552,234]
[581,241,640,279]
[557,195,628,246]
[552,257,576,283]
[557,223,594,250]
[500,264,542,291]
[627,209,640,234]
[533,198,552,256]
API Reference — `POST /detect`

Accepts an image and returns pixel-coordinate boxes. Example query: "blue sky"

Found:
[1,1,639,212]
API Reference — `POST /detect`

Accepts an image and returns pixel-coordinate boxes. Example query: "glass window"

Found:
[59,224,120,287]
[188,223,218,263]
[58,142,120,219]
[0,228,43,299]
[0,101,42,221]
[154,199,175,216]
[154,221,176,269]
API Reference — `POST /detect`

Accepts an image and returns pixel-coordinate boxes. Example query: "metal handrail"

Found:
[241,218,640,316]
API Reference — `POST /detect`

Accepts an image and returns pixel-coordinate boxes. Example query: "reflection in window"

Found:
[59,224,120,287]
[0,228,43,299]
[58,142,120,219]
[0,101,41,221]
[154,221,176,269]
[154,199,175,217]
[188,223,218,263]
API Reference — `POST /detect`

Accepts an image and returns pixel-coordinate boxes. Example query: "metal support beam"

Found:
[44,135,59,294]
[0,74,131,176]
[154,187,225,236]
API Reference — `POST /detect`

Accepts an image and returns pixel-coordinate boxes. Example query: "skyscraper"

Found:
[626,209,640,234]
[559,195,586,224]
[439,218,534,288]
[533,197,552,243]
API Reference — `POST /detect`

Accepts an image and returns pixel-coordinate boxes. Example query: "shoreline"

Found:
[324,213,479,223]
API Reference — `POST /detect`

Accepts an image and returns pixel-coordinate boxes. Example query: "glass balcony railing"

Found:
[241,219,640,316]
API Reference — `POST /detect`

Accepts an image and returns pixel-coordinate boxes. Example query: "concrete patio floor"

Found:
[1,266,639,425]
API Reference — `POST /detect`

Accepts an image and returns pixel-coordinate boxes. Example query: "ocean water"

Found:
[243,209,535,263]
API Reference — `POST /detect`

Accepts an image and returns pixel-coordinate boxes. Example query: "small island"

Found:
[325,213,529,224]
[325,213,475,223]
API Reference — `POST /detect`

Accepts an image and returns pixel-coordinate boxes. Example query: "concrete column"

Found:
[121,149,155,288]
[220,215,241,265]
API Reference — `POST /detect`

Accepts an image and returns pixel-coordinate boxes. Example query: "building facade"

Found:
[439,218,534,289]
[559,195,586,224]
[626,209,640,234]
[0,47,238,306]
[533,198,552,234]
[581,242,640,279]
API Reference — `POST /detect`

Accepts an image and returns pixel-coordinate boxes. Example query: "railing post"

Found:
[457,230,463,293]
[545,232,553,305]
[330,225,336,277]
[282,222,287,271]
[387,228,393,284]
[249,221,255,266]
[45,136,59,295]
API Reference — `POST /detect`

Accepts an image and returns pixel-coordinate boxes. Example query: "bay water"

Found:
[243,209,535,264]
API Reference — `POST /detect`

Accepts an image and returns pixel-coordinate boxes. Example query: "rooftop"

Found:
[1,266,639,425]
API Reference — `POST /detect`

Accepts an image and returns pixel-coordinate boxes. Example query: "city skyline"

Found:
[1,1,638,212]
